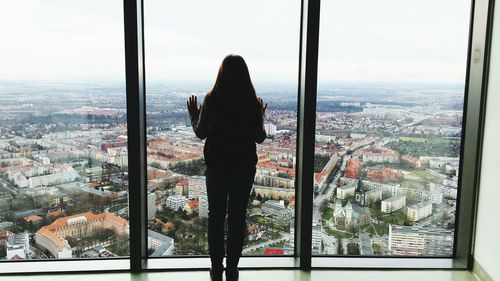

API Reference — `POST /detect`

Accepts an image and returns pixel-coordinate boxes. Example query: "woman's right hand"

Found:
[258,97,267,115]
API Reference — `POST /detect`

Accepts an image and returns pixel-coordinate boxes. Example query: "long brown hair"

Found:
[207,55,261,135]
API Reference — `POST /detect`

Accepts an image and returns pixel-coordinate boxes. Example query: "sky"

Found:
[0,0,471,84]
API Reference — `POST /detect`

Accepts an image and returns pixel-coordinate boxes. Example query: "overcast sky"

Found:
[0,0,471,84]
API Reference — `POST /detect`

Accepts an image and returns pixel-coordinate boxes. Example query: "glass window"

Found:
[144,0,300,257]
[0,1,129,260]
[313,0,470,256]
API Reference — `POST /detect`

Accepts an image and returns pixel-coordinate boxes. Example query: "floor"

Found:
[0,270,479,281]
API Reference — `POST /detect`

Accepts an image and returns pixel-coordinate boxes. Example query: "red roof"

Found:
[24,215,43,222]
[263,248,284,255]
[176,180,189,187]
[11,254,24,260]
[186,199,199,209]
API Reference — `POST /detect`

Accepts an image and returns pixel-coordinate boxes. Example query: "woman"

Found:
[187,54,267,281]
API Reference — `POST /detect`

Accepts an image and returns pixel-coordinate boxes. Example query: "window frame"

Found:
[0,0,494,274]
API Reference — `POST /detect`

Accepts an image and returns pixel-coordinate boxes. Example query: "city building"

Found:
[428,183,458,200]
[421,157,460,169]
[187,176,205,198]
[366,167,403,183]
[407,202,433,222]
[344,159,360,179]
[165,195,188,211]
[312,222,322,255]
[47,192,71,207]
[0,230,14,244]
[362,148,399,164]
[183,198,199,215]
[254,174,294,189]
[35,212,129,259]
[401,154,422,168]
[78,184,119,208]
[264,123,277,136]
[332,200,370,230]
[175,180,189,196]
[148,192,157,220]
[381,195,406,213]
[340,177,359,186]
[355,184,383,206]
[261,200,293,222]
[6,233,29,260]
[337,183,356,199]
[198,193,209,218]
[389,225,454,256]
[27,169,79,188]
[148,229,174,257]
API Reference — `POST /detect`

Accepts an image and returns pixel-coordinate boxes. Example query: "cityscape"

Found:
[0,81,462,260]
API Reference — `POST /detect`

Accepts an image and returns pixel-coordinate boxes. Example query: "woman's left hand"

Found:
[258,97,267,115]
[187,95,201,119]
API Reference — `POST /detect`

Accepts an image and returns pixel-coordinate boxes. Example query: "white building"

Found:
[419,156,460,169]
[261,200,293,221]
[6,233,29,260]
[198,193,209,218]
[147,192,157,220]
[381,195,406,213]
[311,222,322,255]
[9,172,29,188]
[148,230,174,257]
[337,183,356,199]
[389,224,454,256]
[264,123,277,136]
[188,176,206,199]
[429,183,458,200]
[254,175,294,189]
[362,180,443,204]
[33,155,50,165]
[397,187,443,204]
[165,195,188,211]
[407,202,433,222]
[28,170,79,188]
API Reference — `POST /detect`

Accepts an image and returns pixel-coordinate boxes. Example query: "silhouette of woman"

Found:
[187,54,266,281]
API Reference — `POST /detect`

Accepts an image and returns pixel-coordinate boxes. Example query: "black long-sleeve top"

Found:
[190,94,266,171]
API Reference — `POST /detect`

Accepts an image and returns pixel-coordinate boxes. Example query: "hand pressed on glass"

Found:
[187,95,201,120]
[258,97,267,115]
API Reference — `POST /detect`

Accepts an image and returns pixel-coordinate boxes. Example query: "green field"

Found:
[323,226,353,239]
[370,209,408,227]
[387,137,460,158]
[323,208,334,221]
[399,137,429,143]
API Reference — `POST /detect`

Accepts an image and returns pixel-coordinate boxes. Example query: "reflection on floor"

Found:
[0,269,479,281]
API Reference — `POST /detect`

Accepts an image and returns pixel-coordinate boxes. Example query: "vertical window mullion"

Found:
[458,0,495,268]
[295,0,321,270]
[124,0,147,273]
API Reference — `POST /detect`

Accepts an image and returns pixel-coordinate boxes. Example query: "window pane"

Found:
[313,0,470,256]
[0,1,129,260]
[145,0,300,257]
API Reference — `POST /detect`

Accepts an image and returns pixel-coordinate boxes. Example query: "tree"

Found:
[337,238,344,255]
[250,189,256,201]
[256,193,263,202]
[319,199,329,214]
[150,162,161,169]
[347,243,360,255]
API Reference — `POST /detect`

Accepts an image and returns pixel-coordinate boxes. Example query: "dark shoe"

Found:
[225,268,239,281]
[210,267,223,281]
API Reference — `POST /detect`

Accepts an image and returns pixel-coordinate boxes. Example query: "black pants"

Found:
[205,166,256,269]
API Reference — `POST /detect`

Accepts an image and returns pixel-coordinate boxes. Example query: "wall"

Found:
[473,2,500,280]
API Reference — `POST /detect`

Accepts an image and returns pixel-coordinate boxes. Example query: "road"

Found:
[242,233,290,254]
